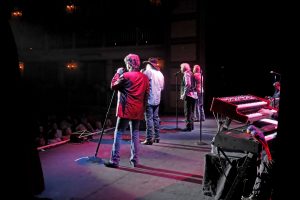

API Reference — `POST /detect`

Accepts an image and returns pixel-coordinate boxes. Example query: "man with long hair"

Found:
[105,54,149,168]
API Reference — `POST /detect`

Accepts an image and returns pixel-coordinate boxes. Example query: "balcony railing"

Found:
[19,29,165,50]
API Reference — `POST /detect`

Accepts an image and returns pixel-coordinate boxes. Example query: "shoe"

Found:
[241,194,258,200]
[129,160,139,167]
[141,140,153,145]
[153,138,160,143]
[104,161,119,168]
[182,128,192,132]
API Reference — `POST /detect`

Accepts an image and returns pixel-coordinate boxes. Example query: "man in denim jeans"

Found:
[193,64,205,122]
[141,58,164,145]
[104,54,149,168]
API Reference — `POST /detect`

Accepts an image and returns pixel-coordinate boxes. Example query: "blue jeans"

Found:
[145,104,160,140]
[194,92,205,121]
[110,117,140,165]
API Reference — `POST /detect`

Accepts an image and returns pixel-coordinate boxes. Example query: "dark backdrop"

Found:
[204,1,284,99]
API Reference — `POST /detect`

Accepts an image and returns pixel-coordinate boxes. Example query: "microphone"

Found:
[174,71,181,76]
[115,67,126,74]
[270,71,281,76]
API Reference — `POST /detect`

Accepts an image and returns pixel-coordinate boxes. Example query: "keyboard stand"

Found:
[214,145,257,200]
[223,152,256,200]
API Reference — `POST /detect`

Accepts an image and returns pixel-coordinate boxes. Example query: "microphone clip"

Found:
[174,71,181,76]
[270,71,281,76]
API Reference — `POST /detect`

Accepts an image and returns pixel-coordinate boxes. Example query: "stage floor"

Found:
[37,116,218,200]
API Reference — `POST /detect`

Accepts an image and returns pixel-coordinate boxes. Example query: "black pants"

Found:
[184,96,196,129]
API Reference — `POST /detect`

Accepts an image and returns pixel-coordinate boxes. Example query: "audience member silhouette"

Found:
[1,3,49,199]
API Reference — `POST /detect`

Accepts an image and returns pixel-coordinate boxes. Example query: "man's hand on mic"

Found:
[116,67,125,75]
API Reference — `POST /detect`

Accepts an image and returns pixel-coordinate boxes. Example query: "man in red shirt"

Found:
[105,54,149,168]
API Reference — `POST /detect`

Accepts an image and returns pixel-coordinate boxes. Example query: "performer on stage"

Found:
[266,81,280,109]
[193,64,205,122]
[259,81,280,120]
[104,54,149,168]
[141,58,164,145]
[179,63,198,131]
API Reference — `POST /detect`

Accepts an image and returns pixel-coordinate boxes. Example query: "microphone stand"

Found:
[75,90,116,164]
[197,71,207,145]
[273,75,276,107]
[271,72,280,108]
[175,73,179,129]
